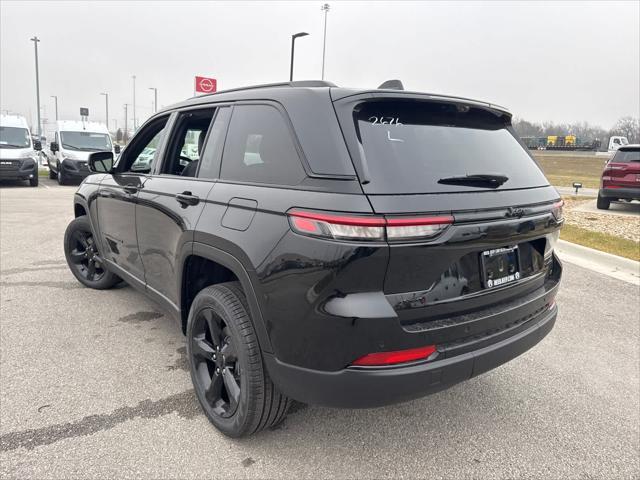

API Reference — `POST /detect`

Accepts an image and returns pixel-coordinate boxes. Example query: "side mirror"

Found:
[114,144,121,154]
[50,142,59,152]
[33,140,42,151]
[88,151,114,173]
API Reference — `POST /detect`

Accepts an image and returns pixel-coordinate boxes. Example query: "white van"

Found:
[0,114,42,187]
[48,120,119,185]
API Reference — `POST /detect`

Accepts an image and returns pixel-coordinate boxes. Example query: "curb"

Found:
[556,239,640,285]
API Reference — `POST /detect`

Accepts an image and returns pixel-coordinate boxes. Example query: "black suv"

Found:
[64,81,563,437]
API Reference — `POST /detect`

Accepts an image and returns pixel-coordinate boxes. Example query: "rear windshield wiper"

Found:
[438,173,509,188]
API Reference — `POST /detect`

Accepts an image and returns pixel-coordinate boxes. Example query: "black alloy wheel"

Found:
[68,229,106,283]
[186,282,291,437]
[64,215,120,289]
[191,308,241,418]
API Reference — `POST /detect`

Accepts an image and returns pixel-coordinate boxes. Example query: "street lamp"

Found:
[132,75,136,131]
[100,92,109,131]
[321,4,330,80]
[30,36,42,137]
[50,95,58,121]
[289,32,309,82]
[149,87,158,113]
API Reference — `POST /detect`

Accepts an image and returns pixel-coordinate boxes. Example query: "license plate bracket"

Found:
[481,246,521,289]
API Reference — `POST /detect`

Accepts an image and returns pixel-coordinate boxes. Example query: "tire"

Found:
[48,167,57,179]
[64,215,120,289]
[596,192,610,210]
[30,175,39,187]
[186,282,291,437]
[57,164,66,185]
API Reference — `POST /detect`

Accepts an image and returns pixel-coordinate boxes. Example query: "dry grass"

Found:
[560,223,640,261]
[533,153,606,189]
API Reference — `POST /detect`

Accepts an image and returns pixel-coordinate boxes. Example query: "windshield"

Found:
[0,126,31,148]
[352,100,549,194]
[61,131,112,151]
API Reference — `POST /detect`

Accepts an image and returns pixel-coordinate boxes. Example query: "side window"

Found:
[198,107,231,180]
[160,109,215,177]
[220,105,306,185]
[119,116,169,173]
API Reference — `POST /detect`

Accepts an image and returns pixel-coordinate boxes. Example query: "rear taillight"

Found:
[351,345,438,367]
[288,210,386,241]
[551,200,564,221]
[288,209,453,242]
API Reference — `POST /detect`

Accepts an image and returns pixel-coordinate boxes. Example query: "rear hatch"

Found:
[333,92,562,333]
[603,147,640,189]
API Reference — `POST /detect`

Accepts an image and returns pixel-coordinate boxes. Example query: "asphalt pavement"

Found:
[1,178,639,479]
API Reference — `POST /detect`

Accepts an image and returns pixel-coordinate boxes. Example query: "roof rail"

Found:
[196,80,336,98]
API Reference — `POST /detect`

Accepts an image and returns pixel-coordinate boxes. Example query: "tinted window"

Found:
[118,116,169,173]
[198,107,231,180]
[220,105,306,185]
[612,149,640,163]
[161,109,215,176]
[353,100,549,194]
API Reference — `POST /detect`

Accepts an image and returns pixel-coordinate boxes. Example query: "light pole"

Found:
[149,87,158,113]
[30,36,42,137]
[123,103,129,141]
[321,4,330,80]
[132,75,136,131]
[100,92,109,131]
[289,32,309,82]
[50,95,58,121]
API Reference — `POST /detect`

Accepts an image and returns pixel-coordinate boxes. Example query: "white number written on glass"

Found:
[368,116,402,126]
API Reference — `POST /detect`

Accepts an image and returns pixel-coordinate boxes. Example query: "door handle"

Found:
[123,186,139,194]
[176,191,200,207]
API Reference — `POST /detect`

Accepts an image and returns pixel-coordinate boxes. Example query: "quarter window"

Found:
[220,105,306,185]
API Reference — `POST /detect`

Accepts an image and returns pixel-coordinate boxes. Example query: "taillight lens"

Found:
[288,210,385,241]
[386,216,453,241]
[551,200,564,221]
[351,345,438,367]
[288,209,453,242]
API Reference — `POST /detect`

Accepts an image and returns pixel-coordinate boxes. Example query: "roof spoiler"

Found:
[378,79,404,90]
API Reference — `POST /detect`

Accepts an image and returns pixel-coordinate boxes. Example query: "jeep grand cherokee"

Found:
[63,80,563,437]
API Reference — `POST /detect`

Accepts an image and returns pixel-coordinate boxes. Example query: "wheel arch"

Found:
[178,242,273,353]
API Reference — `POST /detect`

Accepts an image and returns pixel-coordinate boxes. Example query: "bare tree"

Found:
[611,116,640,143]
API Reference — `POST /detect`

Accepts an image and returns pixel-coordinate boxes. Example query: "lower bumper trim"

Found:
[265,305,557,408]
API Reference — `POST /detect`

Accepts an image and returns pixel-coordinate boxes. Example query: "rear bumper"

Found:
[600,187,640,200]
[265,304,557,408]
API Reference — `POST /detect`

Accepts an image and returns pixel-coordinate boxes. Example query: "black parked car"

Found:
[64,80,563,437]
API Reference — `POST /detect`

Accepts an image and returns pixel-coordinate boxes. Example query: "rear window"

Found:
[352,100,549,194]
[612,148,640,163]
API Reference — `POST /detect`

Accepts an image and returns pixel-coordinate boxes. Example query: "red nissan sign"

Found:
[195,76,217,94]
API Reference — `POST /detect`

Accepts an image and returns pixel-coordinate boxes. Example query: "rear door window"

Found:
[350,100,549,194]
[220,104,306,186]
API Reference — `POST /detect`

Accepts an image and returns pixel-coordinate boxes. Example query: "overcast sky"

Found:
[1,1,638,134]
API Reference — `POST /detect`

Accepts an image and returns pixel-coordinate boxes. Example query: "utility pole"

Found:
[132,75,137,131]
[100,93,109,131]
[30,36,42,137]
[289,32,309,82]
[50,95,58,121]
[321,4,330,80]
[123,103,129,141]
[149,87,158,113]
